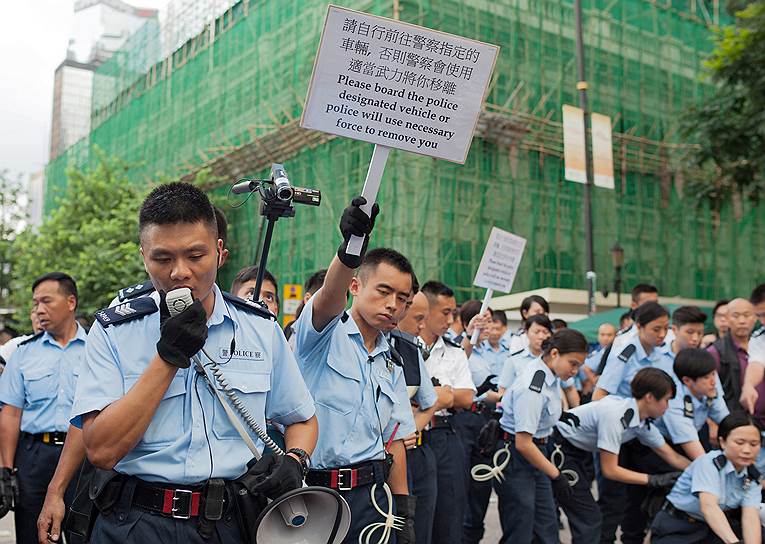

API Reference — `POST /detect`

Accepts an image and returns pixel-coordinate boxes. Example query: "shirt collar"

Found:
[343,311,390,357]
[41,323,88,348]
[207,284,235,330]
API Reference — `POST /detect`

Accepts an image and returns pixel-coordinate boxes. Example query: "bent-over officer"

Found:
[70,182,317,543]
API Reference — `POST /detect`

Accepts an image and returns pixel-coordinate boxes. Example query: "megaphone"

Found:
[254,486,351,544]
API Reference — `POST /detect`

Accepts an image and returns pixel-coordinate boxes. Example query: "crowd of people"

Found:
[0,182,763,544]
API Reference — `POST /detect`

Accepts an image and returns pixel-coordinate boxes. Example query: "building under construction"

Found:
[44,0,765,302]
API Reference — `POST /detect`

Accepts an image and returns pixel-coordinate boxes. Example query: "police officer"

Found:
[416,281,476,544]
[70,182,318,543]
[503,294,549,352]
[390,288,442,544]
[651,412,764,543]
[498,314,553,395]
[292,197,416,544]
[553,368,690,543]
[494,328,587,543]
[0,273,86,544]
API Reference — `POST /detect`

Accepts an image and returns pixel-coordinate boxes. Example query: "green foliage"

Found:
[681,1,765,207]
[10,155,147,325]
[0,170,28,309]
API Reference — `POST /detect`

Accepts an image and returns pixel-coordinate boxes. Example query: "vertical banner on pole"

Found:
[470,227,527,344]
[562,104,587,184]
[591,112,615,189]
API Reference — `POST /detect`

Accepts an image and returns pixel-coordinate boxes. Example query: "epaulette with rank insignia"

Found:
[683,395,694,419]
[18,332,44,346]
[713,454,727,471]
[529,369,545,393]
[617,344,636,363]
[117,280,155,302]
[620,408,634,430]
[442,335,462,349]
[510,348,525,357]
[748,465,761,482]
[94,298,158,328]
[753,327,765,338]
[222,292,275,321]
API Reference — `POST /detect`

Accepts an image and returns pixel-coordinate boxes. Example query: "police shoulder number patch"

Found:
[713,454,727,471]
[620,408,635,430]
[683,395,694,419]
[617,344,636,363]
[94,297,158,328]
[529,369,545,393]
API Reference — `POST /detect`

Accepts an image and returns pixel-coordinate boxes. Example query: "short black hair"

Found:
[673,348,717,381]
[230,266,279,304]
[551,318,568,330]
[718,412,762,442]
[634,301,670,327]
[491,309,508,326]
[619,311,633,328]
[751,284,765,306]
[712,300,730,317]
[213,205,228,247]
[139,182,217,238]
[359,248,415,289]
[520,295,549,318]
[672,306,707,328]
[420,280,455,303]
[631,367,676,400]
[631,284,658,303]
[304,269,327,296]
[525,314,553,332]
[541,328,587,357]
[459,300,482,328]
[32,272,78,308]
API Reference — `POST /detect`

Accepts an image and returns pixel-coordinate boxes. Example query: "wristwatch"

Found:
[287,448,311,476]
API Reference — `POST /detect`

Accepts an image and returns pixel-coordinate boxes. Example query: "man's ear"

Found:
[140,246,149,274]
[349,276,362,297]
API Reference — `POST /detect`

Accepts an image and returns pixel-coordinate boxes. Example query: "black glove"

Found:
[647,471,682,489]
[156,291,208,369]
[477,419,501,458]
[336,196,380,268]
[551,473,572,502]
[475,375,498,397]
[394,494,416,544]
[0,467,18,518]
[559,411,581,428]
[237,455,303,501]
[431,377,441,387]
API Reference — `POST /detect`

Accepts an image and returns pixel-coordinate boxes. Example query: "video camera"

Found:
[232,164,320,220]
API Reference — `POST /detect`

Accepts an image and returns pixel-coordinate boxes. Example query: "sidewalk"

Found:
[0,513,14,544]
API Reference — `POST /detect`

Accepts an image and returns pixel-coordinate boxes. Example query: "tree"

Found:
[681,1,765,208]
[0,170,28,311]
[9,155,147,325]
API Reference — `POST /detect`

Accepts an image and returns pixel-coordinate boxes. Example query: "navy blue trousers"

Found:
[406,444,437,544]
[15,434,77,544]
[495,438,558,544]
[426,426,466,544]
[650,508,760,543]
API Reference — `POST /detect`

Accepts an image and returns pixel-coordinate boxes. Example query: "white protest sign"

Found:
[470,227,527,344]
[301,5,499,164]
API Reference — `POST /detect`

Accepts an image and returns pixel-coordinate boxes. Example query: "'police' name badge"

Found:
[219,347,264,361]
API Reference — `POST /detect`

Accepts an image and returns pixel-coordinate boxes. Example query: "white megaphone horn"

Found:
[254,485,351,543]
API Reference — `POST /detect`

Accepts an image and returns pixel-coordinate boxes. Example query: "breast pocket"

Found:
[211,369,270,440]
[25,367,57,404]
[314,357,360,416]
[373,374,399,432]
[125,374,187,448]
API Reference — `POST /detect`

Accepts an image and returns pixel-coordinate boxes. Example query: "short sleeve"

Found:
[690,456,723,499]
[383,367,416,441]
[498,357,516,389]
[636,424,666,449]
[597,349,628,395]
[597,408,627,454]
[0,348,26,409]
[749,335,765,366]
[662,396,700,445]
[708,377,730,424]
[450,350,477,391]
[512,386,545,435]
[413,354,437,410]
[70,323,128,428]
[292,291,343,367]
[266,321,316,426]
[742,474,762,507]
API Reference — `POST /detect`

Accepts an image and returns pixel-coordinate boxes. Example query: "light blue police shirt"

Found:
[500,357,562,439]
[556,395,665,453]
[585,346,605,371]
[0,325,87,433]
[71,286,315,484]
[498,348,536,390]
[666,450,761,520]
[653,376,728,444]
[293,294,416,469]
[473,339,510,378]
[412,352,437,409]
[598,336,674,397]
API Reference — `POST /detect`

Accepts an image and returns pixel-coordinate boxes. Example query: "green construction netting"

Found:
[45,0,765,303]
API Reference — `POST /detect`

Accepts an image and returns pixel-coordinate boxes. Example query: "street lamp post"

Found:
[610,242,624,308]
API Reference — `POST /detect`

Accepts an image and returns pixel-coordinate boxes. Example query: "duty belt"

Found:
[306,459,390,491]
[132,479,229,520]
[27,431,67,446]
[662,500,740,524]
[428,415,453,430]
[502,431,549,446]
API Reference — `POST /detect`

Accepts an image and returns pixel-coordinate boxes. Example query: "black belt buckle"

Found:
[171,489,193,519]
